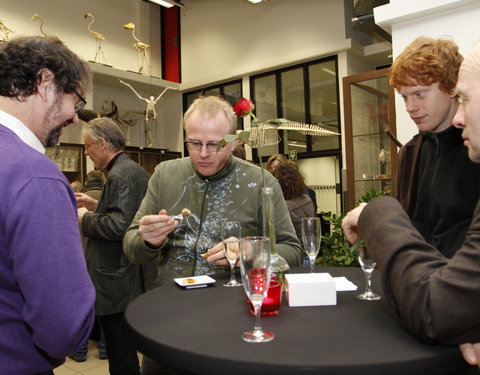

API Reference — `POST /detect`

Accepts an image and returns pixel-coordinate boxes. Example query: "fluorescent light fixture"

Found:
[150,0,173,7]
[149,0,184,8]
[246,0,264,4]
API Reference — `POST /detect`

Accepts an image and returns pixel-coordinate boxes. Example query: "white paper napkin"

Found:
[333,276,358,291]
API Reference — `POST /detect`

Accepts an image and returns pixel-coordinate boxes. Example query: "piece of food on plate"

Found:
[183,278,196,284]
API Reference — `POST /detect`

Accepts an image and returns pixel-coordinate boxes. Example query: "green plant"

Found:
[318,188,389,267]
[318,212,359,267]
[356,188,388,205]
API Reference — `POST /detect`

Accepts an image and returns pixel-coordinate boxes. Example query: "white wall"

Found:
[2,0,157,72]
[297,157,340,214]
[180,0,351,90]
[375,0,480,145]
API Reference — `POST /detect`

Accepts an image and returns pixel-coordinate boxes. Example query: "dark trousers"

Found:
[99,312,140,375]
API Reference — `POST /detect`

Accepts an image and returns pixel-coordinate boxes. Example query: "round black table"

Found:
[125,267,466,375]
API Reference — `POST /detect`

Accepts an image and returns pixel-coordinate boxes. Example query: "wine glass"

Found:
[301,217,322,273]
[239,236,275,343]
[222,221,242,287]
[356,243,381,301]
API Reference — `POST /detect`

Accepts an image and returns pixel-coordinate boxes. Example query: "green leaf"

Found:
[238,131,251,143]
[223,134,240,143]
[216,139,228,152]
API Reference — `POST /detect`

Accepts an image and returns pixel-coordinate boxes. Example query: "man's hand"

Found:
[341,203,368,244]
[202,241,230,267]
[77,207,88,224]
[138,209,178,248]
[460,343,480,367]
[203,239,242,267]
[75,192,98,211]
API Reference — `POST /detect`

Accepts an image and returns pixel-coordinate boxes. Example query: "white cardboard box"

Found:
[285,273,337,307]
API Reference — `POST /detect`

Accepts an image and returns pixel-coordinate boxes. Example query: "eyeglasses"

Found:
[185,141,220,153]
[74,90,87,113]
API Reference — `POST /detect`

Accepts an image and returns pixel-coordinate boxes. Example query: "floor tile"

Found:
[54,340,143,375]
[54,341,108,375]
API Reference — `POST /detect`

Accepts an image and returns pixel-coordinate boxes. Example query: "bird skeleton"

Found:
[31,14,49,37]
[84,13,106,64]
[123,22,150,74]
[119,79,177,122]
[0,19,14,42]
[244,120,340,148]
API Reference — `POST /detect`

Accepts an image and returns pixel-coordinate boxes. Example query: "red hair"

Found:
[389,37,463,94]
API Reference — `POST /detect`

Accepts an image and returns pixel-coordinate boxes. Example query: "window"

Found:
[251,56,340,159]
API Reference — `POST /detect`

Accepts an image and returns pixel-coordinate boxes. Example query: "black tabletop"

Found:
[125,267,466,375]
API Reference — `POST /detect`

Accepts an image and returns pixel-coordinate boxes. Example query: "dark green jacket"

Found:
[123,156,302,286]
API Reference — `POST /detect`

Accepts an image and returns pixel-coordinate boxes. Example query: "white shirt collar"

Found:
[0,110,45,153]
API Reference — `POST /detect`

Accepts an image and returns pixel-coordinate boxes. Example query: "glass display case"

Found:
[343,68,398,210]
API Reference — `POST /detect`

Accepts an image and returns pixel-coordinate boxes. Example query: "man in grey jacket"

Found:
[77,117,155,375]
[123,96,302,374]
[341,41,480,368]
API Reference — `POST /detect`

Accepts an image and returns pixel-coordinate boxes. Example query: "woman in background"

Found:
[267,154,317,215]
[271,161,315,242]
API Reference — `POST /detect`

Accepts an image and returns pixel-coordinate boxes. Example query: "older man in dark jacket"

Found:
[77,117,156,375]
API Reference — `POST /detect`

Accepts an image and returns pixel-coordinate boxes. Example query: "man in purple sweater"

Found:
[0,36,95,374]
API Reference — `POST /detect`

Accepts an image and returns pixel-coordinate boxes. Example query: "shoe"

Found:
[68,353,87,362]
[98,351,108,360]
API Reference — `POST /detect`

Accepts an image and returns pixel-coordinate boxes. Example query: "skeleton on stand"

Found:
[123,22,150,75]
[31,14,49,37]
[119,79,176,148]
[0,20,14,42]
[84,13,107,64]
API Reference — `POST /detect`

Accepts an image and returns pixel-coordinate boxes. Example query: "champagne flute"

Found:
[301,217,321,273]
[222,221,242,287]
[239,236,275,343]
[356,242,381,301]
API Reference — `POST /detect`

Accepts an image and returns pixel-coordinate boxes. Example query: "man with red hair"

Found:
[391,36,479,257]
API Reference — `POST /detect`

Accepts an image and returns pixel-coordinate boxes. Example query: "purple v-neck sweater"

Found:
[0,125,95,374]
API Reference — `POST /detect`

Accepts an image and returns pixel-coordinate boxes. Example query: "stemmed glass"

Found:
[239,236,275,343]
[356,242,381,301]
[301,217,322,273]
[222,221,242,287]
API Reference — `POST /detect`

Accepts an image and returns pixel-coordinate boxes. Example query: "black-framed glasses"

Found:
[74,90,87,113]
[185,141,220,153]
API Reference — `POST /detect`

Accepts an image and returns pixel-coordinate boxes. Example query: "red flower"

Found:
[233,98,255,117]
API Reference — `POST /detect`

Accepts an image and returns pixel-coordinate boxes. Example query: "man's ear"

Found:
[36,68,55,102]
[99,138,108,151]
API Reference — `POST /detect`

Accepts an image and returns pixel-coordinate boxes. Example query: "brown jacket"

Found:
[359,196,480,345]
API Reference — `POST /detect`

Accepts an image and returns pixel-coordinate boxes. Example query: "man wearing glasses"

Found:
[76,117,156,375]
[0,36,95,374]
[124,95,302,374]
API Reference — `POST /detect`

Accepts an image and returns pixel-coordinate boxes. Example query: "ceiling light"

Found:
[149,0,184,8]
[246,0,265,4]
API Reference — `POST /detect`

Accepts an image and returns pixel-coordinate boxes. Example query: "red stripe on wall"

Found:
[161,6,181,83]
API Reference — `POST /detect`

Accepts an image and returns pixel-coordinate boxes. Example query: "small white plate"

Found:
[174,275,216,289]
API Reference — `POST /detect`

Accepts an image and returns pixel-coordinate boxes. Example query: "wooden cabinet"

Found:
[46,143,181,183]
[125,147,181,176]
[343,68,398,210]
[45,143,86,184]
